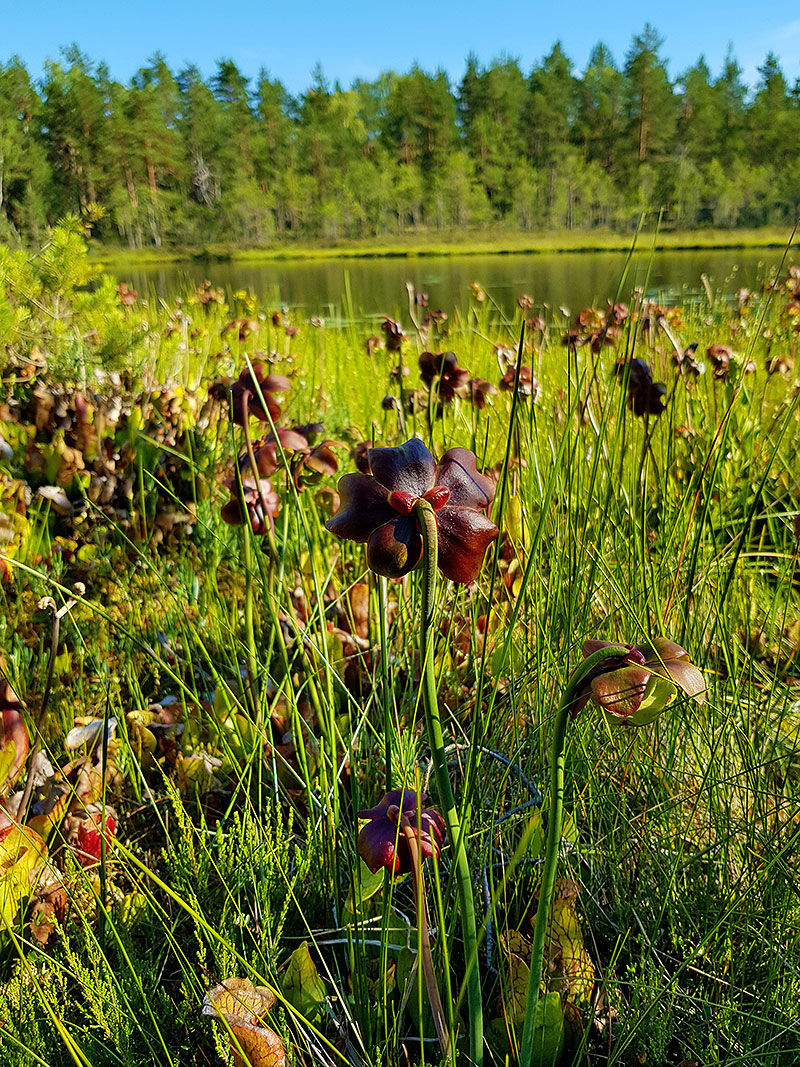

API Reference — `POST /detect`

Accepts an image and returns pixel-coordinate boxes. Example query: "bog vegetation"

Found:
[0,218,799,1066]
[1,28,800,248]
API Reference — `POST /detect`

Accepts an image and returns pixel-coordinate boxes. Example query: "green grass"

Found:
[1,224,799,1066]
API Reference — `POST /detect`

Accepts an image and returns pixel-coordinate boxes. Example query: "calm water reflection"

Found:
[116,248,789,321]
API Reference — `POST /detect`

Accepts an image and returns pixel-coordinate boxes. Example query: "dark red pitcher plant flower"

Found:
[230,361,291,426]
[357,789,446,876]
[325,438,498,583]
[574,638,706,725]
[220,473,280,534]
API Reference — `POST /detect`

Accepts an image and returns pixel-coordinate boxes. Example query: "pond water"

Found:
[115,247,791,322]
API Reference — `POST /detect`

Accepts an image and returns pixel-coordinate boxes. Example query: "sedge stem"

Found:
[519,644,629,1066]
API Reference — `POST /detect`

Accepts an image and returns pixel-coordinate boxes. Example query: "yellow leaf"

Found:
[538,879,595,1005]
[0,824,48,927]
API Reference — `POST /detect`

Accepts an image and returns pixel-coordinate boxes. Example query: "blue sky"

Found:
[3,0,798,94]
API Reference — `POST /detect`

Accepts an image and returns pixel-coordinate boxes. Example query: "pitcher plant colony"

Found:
[0,218,798,1066]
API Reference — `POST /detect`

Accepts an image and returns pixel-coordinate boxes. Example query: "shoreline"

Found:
[89,227,796,267]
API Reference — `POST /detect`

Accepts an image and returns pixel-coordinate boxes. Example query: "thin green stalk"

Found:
[235,390,269,720]
[519,644,629,1066]
[414,497,483,1067]
[378,575,393,790]
[242,523,259,717]
[17,595,76,821]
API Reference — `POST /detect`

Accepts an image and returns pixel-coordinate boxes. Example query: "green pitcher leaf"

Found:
[281,941,326,1022]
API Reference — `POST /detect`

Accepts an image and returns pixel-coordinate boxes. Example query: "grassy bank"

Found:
[90,225,796,268]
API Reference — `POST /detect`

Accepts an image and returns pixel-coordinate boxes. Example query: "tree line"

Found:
[1,26,798,248]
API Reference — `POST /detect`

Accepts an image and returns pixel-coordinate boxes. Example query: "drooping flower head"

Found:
[707,344,733,379]
[674,342,706,378]
[230,362,291,426]
[73,807,116,867]
[575,638,705,726]
[292,440,345,490]
[615,358,667,417]
[221,474,281,535]
[325,438,498,583]
[240,428,310,479]
[381,317,405,352]
[357,789,446,876]
[466,378,496,410]
[499,366,541,401]
[418,351,470,402]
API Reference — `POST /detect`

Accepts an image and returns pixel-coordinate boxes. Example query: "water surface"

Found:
[116,248,790,321]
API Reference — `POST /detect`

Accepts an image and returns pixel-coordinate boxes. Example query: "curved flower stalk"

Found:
[519,639,706,1066]
[325,438,498,583]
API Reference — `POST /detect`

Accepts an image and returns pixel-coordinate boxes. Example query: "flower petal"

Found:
[231,363,287,425]
[220,497,245,527]
[415,808,446,862]
[435,505,498,584]
[590,664,651,719]
[358,789,421,820]
[581,640,618,657]
[261,373,291,393]
[368,439,435,496]
[661,660,707,705]
[640,638,690,663]
[325,474,393,542]
[366,515,423,578]
[358,816,406,874]
[1,689,28,787]
[435,448,495,510]
[255,391,282,424]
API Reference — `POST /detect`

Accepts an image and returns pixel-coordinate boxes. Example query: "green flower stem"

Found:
[414,498,483,1067]
[379,576,393,790]
[239,391,278,561]
[519,644,629,1067]
[241,524,259,719]
[237,391,276,724]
